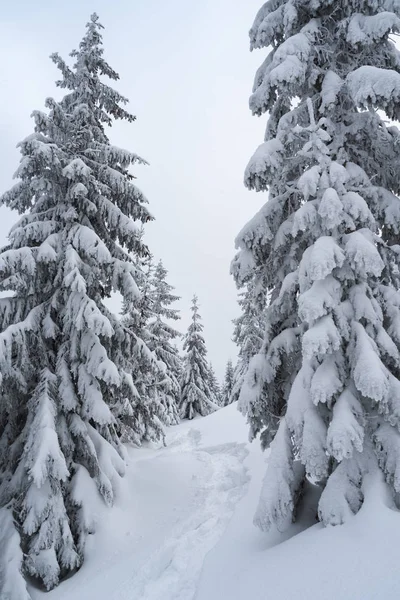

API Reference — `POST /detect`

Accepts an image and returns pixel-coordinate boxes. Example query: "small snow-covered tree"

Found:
[179,296,217,420]
[232,280,265,406]
[221,360,235,407]
[208,363,222,406]
[0,14,158,591]
[147,260,182,426]
[233,0,400,530]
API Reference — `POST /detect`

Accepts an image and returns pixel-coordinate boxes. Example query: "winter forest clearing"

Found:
[3,0,400,598]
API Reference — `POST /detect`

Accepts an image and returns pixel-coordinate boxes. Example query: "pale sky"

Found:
[0,0,265,380]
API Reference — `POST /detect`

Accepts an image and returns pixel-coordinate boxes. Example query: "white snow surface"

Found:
[29,404,400,600]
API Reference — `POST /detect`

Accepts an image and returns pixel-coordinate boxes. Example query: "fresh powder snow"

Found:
[14,403,400,600]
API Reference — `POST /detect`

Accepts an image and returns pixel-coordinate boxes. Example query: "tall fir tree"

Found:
[122,254,166,445]
[221,359,235,407]
[147,260,182,426]
[179,296,217,420]
[233,1,400,531]
[0,14,159,592]
[208,362,222,406]
[231,280,265,406]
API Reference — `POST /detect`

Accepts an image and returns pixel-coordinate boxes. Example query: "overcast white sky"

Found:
[0,0,265,379]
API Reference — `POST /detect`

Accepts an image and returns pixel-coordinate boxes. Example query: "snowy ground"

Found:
[31,404,400,600]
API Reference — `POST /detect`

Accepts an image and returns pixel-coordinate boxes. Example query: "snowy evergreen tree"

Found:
[147,260,182,426]
[122,254,166,444]
[233,0,400,530]
[0,14,159,592]
[221,360,235,407]
[179,296,218,420]
[232,280,265,406]
[208,363,222,406]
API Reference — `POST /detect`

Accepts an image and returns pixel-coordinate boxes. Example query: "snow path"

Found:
[131,439,249,600]
[30,406,250,600]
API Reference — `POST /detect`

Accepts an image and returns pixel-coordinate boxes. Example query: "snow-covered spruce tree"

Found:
[179,296,218,420]
[147,260,182,426]
[208,363,222,406]
[121,254,167,444]
[232,280,265,406]
[233,1,400,530]
[221,359,235,407]
[0,14,157,591]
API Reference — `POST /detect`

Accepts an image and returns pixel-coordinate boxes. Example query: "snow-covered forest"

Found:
[2,1,400,599]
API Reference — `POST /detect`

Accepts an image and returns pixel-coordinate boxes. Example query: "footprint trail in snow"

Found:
[30,413,251,600]
[122,429,250,600]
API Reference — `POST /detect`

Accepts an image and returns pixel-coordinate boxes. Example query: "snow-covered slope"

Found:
[30,404,400,600]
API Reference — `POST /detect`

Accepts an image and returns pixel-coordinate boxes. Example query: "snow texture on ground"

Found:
[30,403,400,600]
